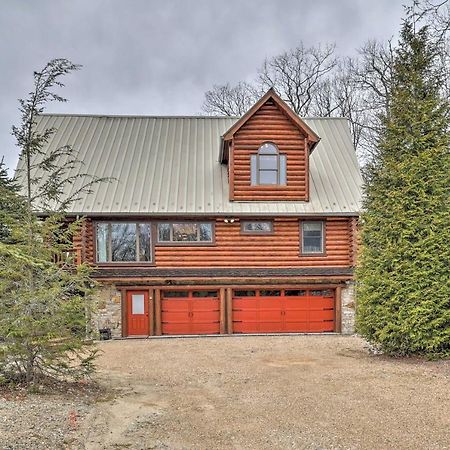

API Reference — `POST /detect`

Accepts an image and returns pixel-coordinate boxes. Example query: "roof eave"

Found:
[221,88,321,144]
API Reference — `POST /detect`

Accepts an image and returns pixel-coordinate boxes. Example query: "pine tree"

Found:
[0,60,104,385]
[0,159,24,243]
[356,17,450,357]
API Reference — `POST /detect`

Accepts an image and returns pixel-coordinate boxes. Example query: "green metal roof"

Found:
[18,114,362,216]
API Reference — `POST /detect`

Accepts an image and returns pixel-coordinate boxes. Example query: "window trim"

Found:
[94,221,155,265]
[251,142,287,186]
[240,220,274,235]
[156,221,216,246]
[299,220,326,256]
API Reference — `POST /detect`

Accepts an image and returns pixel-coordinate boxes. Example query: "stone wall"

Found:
[341,282,356,335]
[92,283,122,338]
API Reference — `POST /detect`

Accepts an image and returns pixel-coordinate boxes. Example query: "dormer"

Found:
[220,88,320,201]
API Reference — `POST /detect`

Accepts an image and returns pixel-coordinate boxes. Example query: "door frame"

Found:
[119,287,154,337]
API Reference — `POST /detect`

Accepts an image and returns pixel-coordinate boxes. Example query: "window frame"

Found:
[240,220,274,235]
[156,221,216,246]
[299,220,326,256]
[251,142,287,186]
[94,221,155,265]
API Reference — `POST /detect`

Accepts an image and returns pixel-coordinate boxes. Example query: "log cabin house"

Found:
[26,89,362,337]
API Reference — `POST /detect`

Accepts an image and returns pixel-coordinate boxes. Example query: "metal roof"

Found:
[19,114,362,216]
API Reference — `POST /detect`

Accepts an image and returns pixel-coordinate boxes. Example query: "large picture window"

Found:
[251,142,287,186]
[301,221,325,255]
[96,222,152,263]
[157,222,214,244]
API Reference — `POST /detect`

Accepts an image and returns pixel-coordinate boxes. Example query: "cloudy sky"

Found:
[1,0,406,173]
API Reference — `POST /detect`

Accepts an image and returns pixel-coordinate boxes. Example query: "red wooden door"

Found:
[232,289,335,333]
[161,290,220,335]
[127,290,150,336]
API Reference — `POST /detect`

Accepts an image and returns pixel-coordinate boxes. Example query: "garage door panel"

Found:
[233,310,282,321]
[162,323,191,334]
[189,323,220,334]
[161,290,220,335]
[233,298,259,308]
[162,299,190,310]
[162,311,190,323]
[192,310,220,322]
[309,310,335,321]
[284,321,309,332]
[309,298,334,308]
[284,310,310,321]
[308,321,334,332]
[190,298,219,311]
[233,321,284,334]
[232,288,336,334]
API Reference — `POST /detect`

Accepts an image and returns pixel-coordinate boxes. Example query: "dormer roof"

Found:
[220,88,320,163]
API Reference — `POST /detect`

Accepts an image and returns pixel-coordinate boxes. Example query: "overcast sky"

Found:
[0,0,406,173]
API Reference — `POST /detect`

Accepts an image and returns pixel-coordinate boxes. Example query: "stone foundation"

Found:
[341,282,356,335]
[92,284,122,338]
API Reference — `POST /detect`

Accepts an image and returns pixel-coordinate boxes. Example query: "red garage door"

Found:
[232,289,335,333]
[161,290,220,335]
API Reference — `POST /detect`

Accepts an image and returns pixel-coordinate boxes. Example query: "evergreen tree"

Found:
[0,59,103,385]
[356,16,450,357]
[0,159,24,243]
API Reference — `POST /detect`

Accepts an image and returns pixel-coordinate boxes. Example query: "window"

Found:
[285,289,306,296]
[157,222,214,244]
[301,221,325,255]
[251,142,287,186]
[96,222,152,263]
[192,290,219,297]
[234,290,256,297]
[131,294,145,314]
[260,290,281,296]
[241,221,273,234]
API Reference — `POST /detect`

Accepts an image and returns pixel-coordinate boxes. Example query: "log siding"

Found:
[82,216,354,269]
[229,99,308,201]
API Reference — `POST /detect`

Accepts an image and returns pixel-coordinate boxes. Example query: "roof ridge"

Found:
[38,113,241,119]
[37,113,349,121]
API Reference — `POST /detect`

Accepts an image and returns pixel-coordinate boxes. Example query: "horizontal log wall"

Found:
[154,217,352,268]
[230,99,308,201]
[77,218,95,265]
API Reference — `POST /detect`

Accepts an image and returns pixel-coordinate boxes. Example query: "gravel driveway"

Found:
[2,335,450,449]
[84,335,449,450]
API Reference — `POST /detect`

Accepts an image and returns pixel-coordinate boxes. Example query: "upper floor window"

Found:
[96,222,152,263]
[157,222,214,244]
[251,142,287,186]
[301,221,325,255]
[241,221,273,234]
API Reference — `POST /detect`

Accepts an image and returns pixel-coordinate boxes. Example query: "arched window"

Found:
[250,142,287,185]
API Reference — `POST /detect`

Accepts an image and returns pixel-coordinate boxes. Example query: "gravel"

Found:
[1,335,449,450]
[0,390,93,449]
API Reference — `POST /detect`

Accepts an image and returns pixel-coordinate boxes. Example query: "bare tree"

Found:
[310,60,369,152]
[413,0,450,39]
[201,10,450,163]
[202,82,259,116]
[257,43,337,116]
[348,40,396,159]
